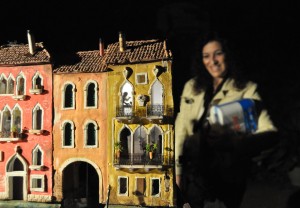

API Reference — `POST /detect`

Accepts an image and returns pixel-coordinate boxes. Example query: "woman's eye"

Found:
[215,51,224,56]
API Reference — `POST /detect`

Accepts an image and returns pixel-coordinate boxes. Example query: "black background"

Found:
[1,0,299,126]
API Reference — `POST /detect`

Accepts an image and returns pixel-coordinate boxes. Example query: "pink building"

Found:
[0,31,53,202]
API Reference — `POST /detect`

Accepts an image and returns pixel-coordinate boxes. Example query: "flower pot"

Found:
[149,152,153,160]
[288,166,300,187]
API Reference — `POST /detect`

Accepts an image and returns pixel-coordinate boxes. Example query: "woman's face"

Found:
[202,41,227,80]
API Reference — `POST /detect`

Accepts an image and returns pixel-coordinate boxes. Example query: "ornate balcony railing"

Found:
[116,105,173,118]
[116,106,134,117]
[114,153,166,166]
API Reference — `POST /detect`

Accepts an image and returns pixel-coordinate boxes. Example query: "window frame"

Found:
[84,80,98,109]
[61,120,75,148]
[118,176,129,196]
[135,72,148,85]
[150,177,161,197]
[62,82,76,110]
[83,120,98,148]
[30,174,46,192]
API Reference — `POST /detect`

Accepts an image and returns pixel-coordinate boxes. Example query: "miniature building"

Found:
[0,31,53,202]
[105,33,175,207]
[52,49,109,207]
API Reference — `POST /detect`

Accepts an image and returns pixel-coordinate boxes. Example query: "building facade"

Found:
[0,38,53,202]
[52,50,109,207]
[105,34,175,207]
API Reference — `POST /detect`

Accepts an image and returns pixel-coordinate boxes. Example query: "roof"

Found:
[53,50,107,73]
[0,42,51,66]
[104,39,172,65]
[53,39,172,74]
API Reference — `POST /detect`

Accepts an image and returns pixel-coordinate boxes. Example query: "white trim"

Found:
[32,144,44,166]
[135,72,148,85]
[117,176,128,196]
[32,103,43,130]
[30,174,45,192]
[61,120,75,148]
[32,71,43,90]
[16,72,26,95]
[83,120,99,148]
[84,80,98,109]
[150,177,161,197]
[61,82,76,110]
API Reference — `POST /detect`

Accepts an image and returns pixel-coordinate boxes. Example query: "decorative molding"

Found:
[27,194,52,202]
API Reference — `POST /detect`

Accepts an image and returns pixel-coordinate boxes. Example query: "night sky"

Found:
[1,0,299,124]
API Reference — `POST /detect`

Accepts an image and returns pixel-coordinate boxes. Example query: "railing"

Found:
[114,153,164,166]
[116,106,133,117]
[116,105,174,118]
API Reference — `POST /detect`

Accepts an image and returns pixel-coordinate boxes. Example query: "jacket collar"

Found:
[211,77,235,104]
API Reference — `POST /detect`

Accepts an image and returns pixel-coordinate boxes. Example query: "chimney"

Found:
[27,30,36,55]
[99,38,104,56]
[119,31,126,52]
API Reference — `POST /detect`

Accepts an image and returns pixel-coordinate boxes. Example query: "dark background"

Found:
[1,0,299,125]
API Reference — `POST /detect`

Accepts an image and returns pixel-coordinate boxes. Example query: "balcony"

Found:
[116,105,174,123]
[29,129,44,135]
[113,153,173,170]
[0,131,23,142]
[29,87,43,95]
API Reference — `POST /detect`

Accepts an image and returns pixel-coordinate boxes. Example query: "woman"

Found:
[175,32,278,208]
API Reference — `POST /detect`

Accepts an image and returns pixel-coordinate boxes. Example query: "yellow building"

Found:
[106,33,175,207]
[52,50,109,207]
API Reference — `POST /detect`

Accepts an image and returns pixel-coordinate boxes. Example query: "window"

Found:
[0,75,7,94]
[16,75,25,95]
[12,105,22,133]
[32,73,43,89]
[119,82,133,116]
[84,120,98,148]
[84,81,98,108]
[32,145,43,166]
[150,80,163,105]
[0,74,15,94]
[118,176,128,196]
[32,104,43,130]
[133,126,147,155]
[135,72,148,85]
[149,125,163,155]
[7,77,14,94]
[62,83,75,109]
[62,121,75,148]
[135,177,146,196]
[150,178,160,197]
[30,175,45,192]
[1,106,12,136]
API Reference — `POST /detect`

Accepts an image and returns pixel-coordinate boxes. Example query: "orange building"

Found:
[52,49,109,207]
[0,32,53,202]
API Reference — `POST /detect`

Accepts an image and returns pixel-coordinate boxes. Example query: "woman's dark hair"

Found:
[191,31,246,93]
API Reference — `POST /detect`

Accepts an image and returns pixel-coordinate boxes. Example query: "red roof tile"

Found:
[104,39,172,65]
[0,42,51,66]
[53,50,107,73]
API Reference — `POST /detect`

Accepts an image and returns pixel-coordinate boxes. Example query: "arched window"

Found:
[119,81,133,116]
[119,126,131,158]
[84,81,98,108]
[32,104,43,130]
[7,155,24,172]
[2,107,11,136]
[63,83,75,109]
[7,76,14,94]
[62,121,75,148]
[133,126,147,155]
[149,80,164,117]
[32,145,43,166]
[149,125,163,155]
[16,75,25,95]
[12,105,22,133]
[32,73,43,89]
[84,120,98,148]
[0,75,7,94]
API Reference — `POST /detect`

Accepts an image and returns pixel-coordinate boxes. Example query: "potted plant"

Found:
[11,125,18,138]
[146,143,158,159]
[137,94,147,106]
[114,141,123,158]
